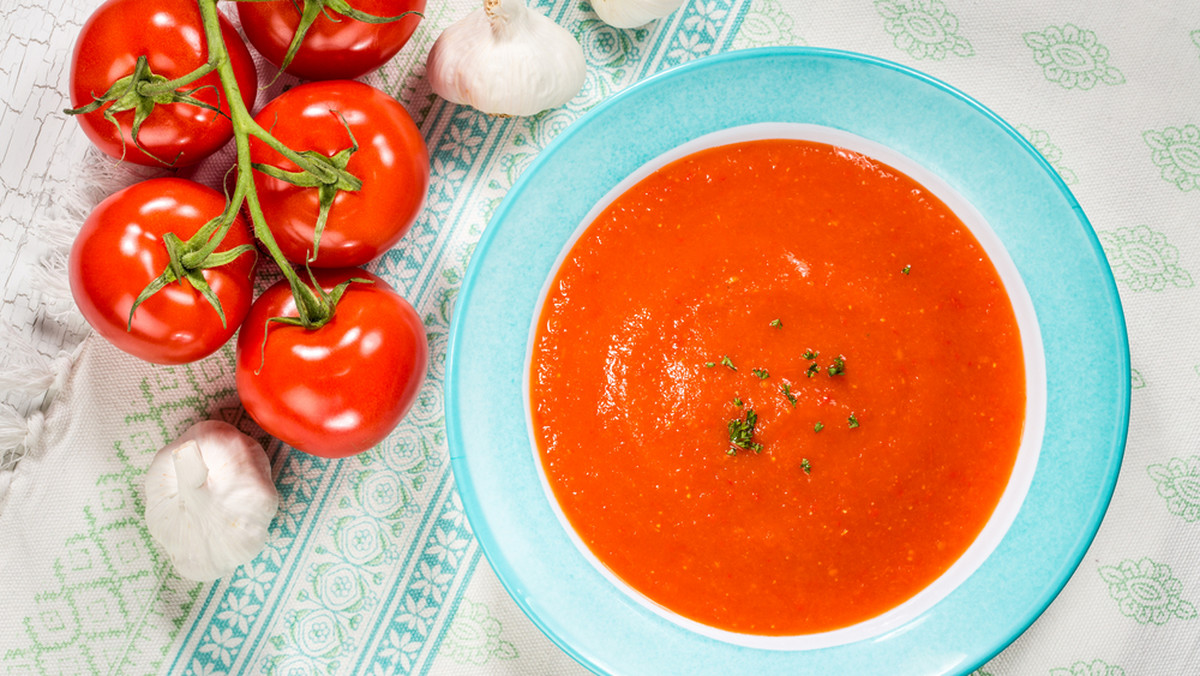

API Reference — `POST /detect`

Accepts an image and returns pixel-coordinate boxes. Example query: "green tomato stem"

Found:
[178,172,250,268]
[241,115,346,178]
[195,0,305,290]
[136,61,218,98]
[161,0,377,331]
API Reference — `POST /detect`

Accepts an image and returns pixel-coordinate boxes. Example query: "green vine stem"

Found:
[190,0,369,327]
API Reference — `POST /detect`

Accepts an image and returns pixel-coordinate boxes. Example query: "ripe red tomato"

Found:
[248,80,429,268]
[238,0,426,80]
[69,0,258,166]
[235,268,428,458]
[69,178,258,364]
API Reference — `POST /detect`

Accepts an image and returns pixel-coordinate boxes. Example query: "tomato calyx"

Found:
[251,268,373,374]
[283,267,373,329]
[251,0,424,80]
[251,111,363,262]
[129,211,257,331]
[64,55,221,165]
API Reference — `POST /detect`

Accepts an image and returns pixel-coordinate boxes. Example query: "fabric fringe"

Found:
[0,323,76,513]
[0,146,151,514]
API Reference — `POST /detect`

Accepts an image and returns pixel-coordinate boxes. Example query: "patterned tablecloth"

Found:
[2,1,1199,674]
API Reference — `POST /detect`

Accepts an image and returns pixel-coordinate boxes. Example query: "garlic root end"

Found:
[172,439,209,493]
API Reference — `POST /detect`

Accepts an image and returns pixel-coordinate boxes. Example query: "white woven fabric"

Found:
[2,1,1198,674]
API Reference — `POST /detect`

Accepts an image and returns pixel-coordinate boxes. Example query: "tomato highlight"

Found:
[249,80,430,268]
[239,0,426,81]
[67,0,257,166]
[69,178,257,365]
[235,269,429,458]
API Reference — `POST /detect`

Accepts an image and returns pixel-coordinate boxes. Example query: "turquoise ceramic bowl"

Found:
[445,47,1129,675]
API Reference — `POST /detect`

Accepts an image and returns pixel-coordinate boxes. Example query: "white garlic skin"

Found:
[144,421,279,582]
[426,0,586,117]
[592,0,686,29]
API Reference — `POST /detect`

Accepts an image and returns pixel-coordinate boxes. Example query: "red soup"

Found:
[529,139,1025,635]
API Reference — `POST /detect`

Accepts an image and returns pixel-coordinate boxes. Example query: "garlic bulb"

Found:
[592,0,686,29]
[426,0,586,117]
[144,421,279,582]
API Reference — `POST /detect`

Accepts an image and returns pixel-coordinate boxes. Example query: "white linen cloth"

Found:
[2,0,1198,673]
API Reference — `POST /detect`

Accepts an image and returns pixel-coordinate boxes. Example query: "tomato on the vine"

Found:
[235,268,428,458]
[69,178,258,364]
[68,0,258,166]
[249,80,429,268]
[238,0,426,81]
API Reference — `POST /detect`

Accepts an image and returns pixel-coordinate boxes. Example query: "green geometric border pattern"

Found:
[2,348,244,675]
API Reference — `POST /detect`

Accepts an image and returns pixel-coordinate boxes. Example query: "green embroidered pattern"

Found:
[1023,24,1124,89]
[0,347,244,675]
[1131,368,1145,389]
[441,600,518,666]
[577,15,646,74]
[732,0,805,48]
[875,0,973,60]
[1097,226,1194,292]
[1148,456,1200,523]
[1144,125,1200,191]
[1016,124,1078,184]
[1099,557,1198,625]
[375,0,455,116]
[1050,659,1126,676]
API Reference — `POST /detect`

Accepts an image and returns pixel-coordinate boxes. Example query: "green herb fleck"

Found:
[814,421,825,433]
[752,368,770,379]
[781,383,797,407]
[727,408,763,455]
[720,355,737,371]
[770,318,783,328]
[805,362,821,378]
[848,413,860,429]
[801,348,818,360]
[901,265,912,275]
[800,458,812,474]
[733,396,744,408]
[827,355,846,377]
[704,361,716,368]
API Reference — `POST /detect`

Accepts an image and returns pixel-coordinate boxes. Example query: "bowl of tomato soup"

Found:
[446,48,1128,675]
[527,123,1045,648]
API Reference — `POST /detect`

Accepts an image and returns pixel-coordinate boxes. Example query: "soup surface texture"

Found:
[529,139,1025,635]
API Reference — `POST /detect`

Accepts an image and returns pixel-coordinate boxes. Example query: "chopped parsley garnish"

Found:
[704,361,716,368]
[710,340,857,456]
[901,264,912,275]
[727,408,763,455]
[827,355,846,377]
[770,318,783,328]
[800,458,812,474]
[781,383,797,407]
